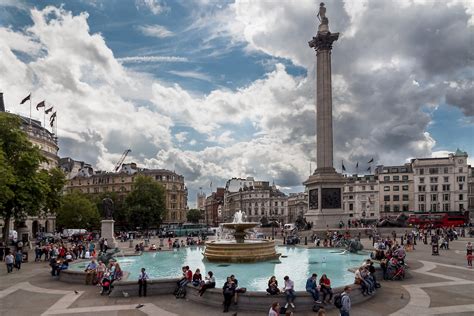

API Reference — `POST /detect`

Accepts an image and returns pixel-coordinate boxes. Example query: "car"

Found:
[286,235,300,245]
[255,233,265,239]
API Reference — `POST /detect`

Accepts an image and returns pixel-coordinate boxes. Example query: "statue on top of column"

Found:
[317,2,329,25]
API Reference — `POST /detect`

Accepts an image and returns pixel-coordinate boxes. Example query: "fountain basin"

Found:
[204,239,280,263]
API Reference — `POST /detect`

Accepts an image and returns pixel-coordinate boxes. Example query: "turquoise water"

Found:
[71,246,367,291]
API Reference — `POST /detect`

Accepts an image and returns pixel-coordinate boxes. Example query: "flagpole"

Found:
[29,92,32,126]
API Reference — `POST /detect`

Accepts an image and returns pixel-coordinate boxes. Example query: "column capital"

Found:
[309,31,339,51]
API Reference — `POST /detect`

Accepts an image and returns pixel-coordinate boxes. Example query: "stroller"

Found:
[387,258,406,281]
[100,275,112,295]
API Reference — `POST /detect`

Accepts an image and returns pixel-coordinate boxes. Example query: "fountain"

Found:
[204,211,280,263]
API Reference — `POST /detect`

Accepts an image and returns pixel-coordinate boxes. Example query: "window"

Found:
[442,184,450,191]
[393,186,400,191]
[402,185,409,191]
[459,194,464,201]
[370,213,375,217]
[393,195,400,201]
[349,204,354,211]
[361,186,366,191]
[391,168,398,173]
[458,167,463,173]
[349,195,354,200]
[384,176,390,181]
[431,194,437,202]
[384,186,390,191]
[420,204,425,211]
[402,204,409,212]
[384,205,390,212]
[394,205,400,212]
[419,168,424,175]
[443,203,449,212]
[444,176,449,183]
[460,204,465,211]
[443,194,450,201]
[403,195,409,201]
[401,167,408,172]
[443,167,449,174]
[370,185,375,190]
[402,175,409,181]
[429,168,439,174]
[384,195,390,201]
[393,176,400,181]
[457,176,466,182]
[459,184,464,190]
[418,185,426,192]
[430,177,438,183]
[420,177,425,184]
[430,185,438,191]
[349,187,353,192]
[431,204,438,212]
[418,195,425,202]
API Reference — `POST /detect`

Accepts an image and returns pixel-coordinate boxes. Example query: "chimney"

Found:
[0,93,5,112]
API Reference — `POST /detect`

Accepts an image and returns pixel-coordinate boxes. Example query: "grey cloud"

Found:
[445,80,474,116]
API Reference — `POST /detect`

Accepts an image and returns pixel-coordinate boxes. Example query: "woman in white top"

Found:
[268,302,279,316]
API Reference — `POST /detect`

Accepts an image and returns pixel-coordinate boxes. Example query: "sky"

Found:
[0,0,473,207]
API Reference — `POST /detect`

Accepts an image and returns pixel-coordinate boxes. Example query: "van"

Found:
[284,224,296,231]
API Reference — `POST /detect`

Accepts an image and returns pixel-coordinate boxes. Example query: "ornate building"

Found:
[342,175,380,220]
[223,177,288,224]
[287,192,308,223]
[375,164,413,216]
[204,188,225,227]
[63,160,188,223]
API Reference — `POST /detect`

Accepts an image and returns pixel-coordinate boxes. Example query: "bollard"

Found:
[283,237,286,245]
[159,238,164,247]
[129,239,134,248]
[144,239,149,247]
[305,236,308,245]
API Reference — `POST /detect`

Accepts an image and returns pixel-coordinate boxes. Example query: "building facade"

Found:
[223,178,288,224]
[375,164,414,216]
[412,150,469,213]
[287,192,308,223]
[197,191,206,210]
[468,166,474,220]
[64,161,188,223]
[204,188,225,227]
[342,175,380,220]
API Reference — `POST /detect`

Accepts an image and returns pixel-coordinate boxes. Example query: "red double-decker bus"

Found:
[408,211,469,228]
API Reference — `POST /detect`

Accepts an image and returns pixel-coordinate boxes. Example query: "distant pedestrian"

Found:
[5,253,14,273]
[138,268,149,297]
[15,251,22,270]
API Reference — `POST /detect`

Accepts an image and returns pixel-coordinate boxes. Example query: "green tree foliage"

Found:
[41,167,66,215]
[56,191,100,230]
[0,113,48,243]
[125,175,166,230]
[186,209,203,223]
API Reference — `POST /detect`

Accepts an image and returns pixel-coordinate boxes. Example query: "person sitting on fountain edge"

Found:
[306,273,322,304]
[282,276,296,309]
[198,271,216,296]
[192,268,202,286]
[267,276,280,295]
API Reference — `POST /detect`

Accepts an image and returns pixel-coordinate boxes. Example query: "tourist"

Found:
[138,267,149,297]
[96,261,106,285]
[112,262,123,281]
[198,271,215,296]
[339,286,352,316]
[222,276,236,313]
[84,259,97,285]
[266,276,280,295]
[178,266,192,288]
[282,275,296,308]
[268,302,279,316]
[103,239,109,252]
[5,252,14,273]
[306,273,321,303]
[55,258,69,276]
[467,241,473,268]
[192,268,202,286]
[14,250,22,270]
[35,244,42,262]
[319,274,333,303]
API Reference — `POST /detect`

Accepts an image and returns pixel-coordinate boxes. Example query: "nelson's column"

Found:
[304,3,348,228]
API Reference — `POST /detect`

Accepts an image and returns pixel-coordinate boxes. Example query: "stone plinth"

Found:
[204,240,280,263]
[101,219,117,248]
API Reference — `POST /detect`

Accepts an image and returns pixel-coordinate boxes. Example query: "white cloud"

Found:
[175,132,188,143]
[135,0,168,15]
[138,24,174,38]
[117,55,188,63]
[168,70,212,82]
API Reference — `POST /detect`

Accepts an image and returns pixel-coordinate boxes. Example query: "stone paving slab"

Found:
[425,284,474,308]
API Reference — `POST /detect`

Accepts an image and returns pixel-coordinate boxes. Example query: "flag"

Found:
[45,107,54,114]
[49,111,56,122]
[210,181,212,188]
[36,100,45,110]
[20,94,31,104]
[50,118,55,128]
[367,158,374,163]
[356,162,359,168]
[367,166,371,172]
[342,161,346,172]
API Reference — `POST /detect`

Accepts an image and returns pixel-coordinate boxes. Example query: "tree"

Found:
[124,175,166,230]
[41,167,66,215]
[0,113,49,243]
[56,191,100,230]
[187,209,203,223]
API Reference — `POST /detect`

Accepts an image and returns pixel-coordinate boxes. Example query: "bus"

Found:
[174,223,208,237]
[407,211,469,228]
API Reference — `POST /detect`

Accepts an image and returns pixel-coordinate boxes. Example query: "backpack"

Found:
[334,293,343,309]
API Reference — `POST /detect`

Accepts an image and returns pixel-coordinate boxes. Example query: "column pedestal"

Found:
[101,220,117,249]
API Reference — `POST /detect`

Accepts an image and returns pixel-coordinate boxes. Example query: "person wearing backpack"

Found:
[334,286,352,316]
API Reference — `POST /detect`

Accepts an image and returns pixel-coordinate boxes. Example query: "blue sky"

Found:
[0,0,472,205]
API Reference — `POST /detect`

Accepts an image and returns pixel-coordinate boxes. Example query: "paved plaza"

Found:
[1,237,473,316]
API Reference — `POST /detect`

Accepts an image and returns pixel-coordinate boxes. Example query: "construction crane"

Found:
[114,149,131,172]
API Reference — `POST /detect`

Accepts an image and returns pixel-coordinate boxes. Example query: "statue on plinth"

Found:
[102,197,114,220]
[317,2,328,25]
